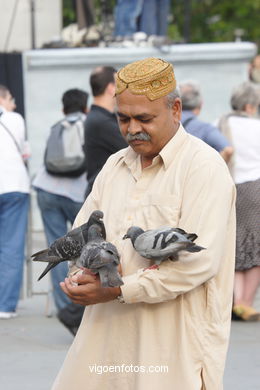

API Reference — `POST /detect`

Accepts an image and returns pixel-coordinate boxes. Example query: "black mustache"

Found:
[126,132,151,142]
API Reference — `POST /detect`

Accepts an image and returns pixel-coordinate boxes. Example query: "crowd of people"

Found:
[62,0,170,48]
[114,0,170,39]
[0,53,259,388]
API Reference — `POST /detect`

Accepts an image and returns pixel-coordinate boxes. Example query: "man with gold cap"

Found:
[52,58,236,390]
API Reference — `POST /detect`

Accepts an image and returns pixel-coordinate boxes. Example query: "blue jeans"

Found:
[114,0,143,36]
[0,192,29,312]
[140,0,170,36]
[36,189,83,310]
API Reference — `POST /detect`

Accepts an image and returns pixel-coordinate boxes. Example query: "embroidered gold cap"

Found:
[115,57,176,101]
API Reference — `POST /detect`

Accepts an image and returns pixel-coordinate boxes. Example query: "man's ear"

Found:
[0,97,5,108]
[107,82,116,96]
[245,103,257,116]
[172,98,182,122]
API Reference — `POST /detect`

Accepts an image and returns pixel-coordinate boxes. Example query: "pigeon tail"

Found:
[99,268,123,288]
[186,244,205,253]
[185,233,198,242]
[32,254,61,263]
[107,271,124,287]
[31,248,49,258]
[37,262,58,281]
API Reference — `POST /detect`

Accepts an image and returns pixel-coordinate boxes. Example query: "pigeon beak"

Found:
[122,234,128,240]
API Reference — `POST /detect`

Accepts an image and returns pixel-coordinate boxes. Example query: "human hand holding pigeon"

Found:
[60,272,121,306]
[123,225,205,267]
[77,224,123,288]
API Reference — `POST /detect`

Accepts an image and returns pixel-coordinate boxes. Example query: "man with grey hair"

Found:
[180,81,233,162]
[52,58,236,390]
[230,81,259,113]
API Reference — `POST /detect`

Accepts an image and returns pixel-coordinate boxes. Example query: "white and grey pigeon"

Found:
[77,224,123,288]
[123,226,205,265]
[32,210,106,281]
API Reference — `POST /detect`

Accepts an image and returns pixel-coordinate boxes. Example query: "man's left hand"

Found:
[60,273,121,306]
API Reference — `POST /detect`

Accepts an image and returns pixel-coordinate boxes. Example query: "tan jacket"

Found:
[52,125,236,390]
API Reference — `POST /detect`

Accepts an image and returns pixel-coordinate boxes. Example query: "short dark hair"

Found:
[90,66,117,97]
[62,88,89,114]
[0,85,9,98]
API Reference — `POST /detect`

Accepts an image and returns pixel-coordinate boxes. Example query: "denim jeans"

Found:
[114,0,144,36]
[36,189,83,311]
[0,192,29,312]
[140,0,170,36]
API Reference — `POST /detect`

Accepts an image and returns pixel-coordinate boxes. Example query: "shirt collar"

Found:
[159,124,188,169]
[0,105,7,114]
[122,123,188,171]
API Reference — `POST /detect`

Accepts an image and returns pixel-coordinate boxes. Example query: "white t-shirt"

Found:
[0,107,30,194]
[228,116,260,184]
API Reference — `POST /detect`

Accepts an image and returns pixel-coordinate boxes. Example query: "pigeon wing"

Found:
[102,242,120,260]
[79,243,101,268]
[51,236,82,259]
[134,228,178,251]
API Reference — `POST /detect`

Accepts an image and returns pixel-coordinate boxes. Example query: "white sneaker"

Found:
[0,311,17,319]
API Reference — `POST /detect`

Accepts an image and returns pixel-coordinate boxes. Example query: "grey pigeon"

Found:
[123,226,205,265]
[77,224,123,288]
[32,210,106,281]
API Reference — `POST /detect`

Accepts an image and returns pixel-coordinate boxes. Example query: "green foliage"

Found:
[169,0,260,47]
[63,0,76,27]
[62,0,116,26]
[63,0,260,48]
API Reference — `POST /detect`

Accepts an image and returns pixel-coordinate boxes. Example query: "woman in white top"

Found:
[219,82,260,321]
[0,85,30,319]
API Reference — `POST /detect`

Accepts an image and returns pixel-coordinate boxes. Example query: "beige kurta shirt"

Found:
[52,125,236,390]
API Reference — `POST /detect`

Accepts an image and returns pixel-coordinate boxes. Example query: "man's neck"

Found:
[0,105,7,113]
[141,156,155,169]
[93,96,115,113]
[192,107,201,116]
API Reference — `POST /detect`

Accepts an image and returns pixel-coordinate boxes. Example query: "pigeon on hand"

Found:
[32,210,106,281]
[123,226,205,266]
[77,224,123,288]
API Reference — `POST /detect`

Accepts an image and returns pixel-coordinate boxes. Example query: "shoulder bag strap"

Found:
[0,118,23,155]
[0,118,28,168]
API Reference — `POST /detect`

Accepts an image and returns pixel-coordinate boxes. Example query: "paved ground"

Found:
[0,232,259,390]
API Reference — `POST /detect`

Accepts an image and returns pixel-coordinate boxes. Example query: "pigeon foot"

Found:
[143,264,159,271]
